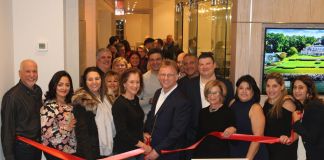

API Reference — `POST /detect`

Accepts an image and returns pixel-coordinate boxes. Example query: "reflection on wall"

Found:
[175,0,232,78]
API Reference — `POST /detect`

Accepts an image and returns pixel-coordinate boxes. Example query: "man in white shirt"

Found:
[144,59,191,160]
[139,48,163,117]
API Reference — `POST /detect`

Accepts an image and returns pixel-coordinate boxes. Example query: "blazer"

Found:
[293,99,324,160]
[144,86,191,160]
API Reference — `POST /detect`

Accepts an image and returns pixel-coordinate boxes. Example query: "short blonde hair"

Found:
[113,57,128,67]
[204,80,227,103]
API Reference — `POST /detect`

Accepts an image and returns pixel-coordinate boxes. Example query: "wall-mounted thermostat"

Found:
[37,41,48,52]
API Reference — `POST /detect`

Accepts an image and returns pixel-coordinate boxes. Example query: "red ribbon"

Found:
[161,131,280,154]
[16,136,84,160]
[18,125,299,159]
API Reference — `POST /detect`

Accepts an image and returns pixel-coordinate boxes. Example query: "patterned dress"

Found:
[40,100,77,154]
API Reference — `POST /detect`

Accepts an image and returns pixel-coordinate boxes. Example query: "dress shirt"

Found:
[155,84,178,115]
[1,81,42,160]
[200,78,210,108]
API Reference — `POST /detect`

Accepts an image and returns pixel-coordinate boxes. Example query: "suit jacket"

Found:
[144,86,191,160]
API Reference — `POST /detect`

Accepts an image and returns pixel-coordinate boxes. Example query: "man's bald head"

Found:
[19,59,38,89]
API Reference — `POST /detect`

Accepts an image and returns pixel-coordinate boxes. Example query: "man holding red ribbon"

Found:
[1,59,43,160]
[144,59,191,160]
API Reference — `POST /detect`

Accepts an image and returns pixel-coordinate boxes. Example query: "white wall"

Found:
[125,14,151,48]
[0,0,14,158]
[12,0,65,91]
[152,0,175,39]
[64,0,80,88]
[1,0,79,158]
[97,10,113,49]
[0,0,14,98]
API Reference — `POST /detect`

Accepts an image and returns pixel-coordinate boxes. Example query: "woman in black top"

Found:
[194,80,236,158]
[72,67,115,160]
[112,68,151,159]
[292,75,324,160]
[263,72,298,160]
[230,75,268,160]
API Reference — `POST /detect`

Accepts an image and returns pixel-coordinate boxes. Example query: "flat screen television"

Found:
[262,24,324,94]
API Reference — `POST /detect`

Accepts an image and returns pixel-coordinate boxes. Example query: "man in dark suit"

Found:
[144,59,191,160]
[183,53,234,153]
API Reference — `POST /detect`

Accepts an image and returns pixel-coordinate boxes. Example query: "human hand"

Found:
[222,126,236,138]
[64,116,76,131]
[144,149,159,160]
[292,110,302,123]
[280,135,292,145]
[143,132,151,144]
[142,144,152,155]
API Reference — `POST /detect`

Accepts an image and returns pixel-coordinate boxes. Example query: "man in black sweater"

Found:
[1,59,43,160]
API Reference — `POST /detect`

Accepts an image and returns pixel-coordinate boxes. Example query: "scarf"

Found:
[95,97,116,156]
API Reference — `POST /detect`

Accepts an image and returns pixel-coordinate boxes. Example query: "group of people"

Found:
[1,37,324,160]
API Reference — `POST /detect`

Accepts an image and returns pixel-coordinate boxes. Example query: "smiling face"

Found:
[96,51,112,72]
[19,60,38,89]
[237,81,254,102]
[198,57,216,78]
[129,54,140,67]
[86,71,101,95]
[266,79,284,101]
[105,75,119,93]
[158,66,178,92]
[183,56,198,77]
[148,53,162,72]
[207,86,223,106]
[293,80,308,103]
[113,60,127,74]
[56,76,71,100]
[123,73,140,96]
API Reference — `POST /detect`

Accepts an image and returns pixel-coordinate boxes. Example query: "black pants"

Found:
[44,152,61,160]
[15,141,42,160]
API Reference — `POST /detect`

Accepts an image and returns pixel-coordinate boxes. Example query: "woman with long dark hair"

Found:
[72,67,115,160]
[229,75,268,160]
[40,71,76,160]
[292,75,324,159]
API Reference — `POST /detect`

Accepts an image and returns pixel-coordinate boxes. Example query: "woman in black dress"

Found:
[194,80,236,158]
[263,72,298,160]
[230,75,268,160]
[292,75,324,160]
[112,68,151,160]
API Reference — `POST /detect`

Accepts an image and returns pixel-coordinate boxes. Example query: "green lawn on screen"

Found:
[264,54,324,74]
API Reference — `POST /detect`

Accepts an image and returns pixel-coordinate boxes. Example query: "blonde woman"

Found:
[194,80,236,158]
[112,57,128,75]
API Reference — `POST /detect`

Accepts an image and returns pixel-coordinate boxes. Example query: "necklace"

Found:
[209,104,223,112]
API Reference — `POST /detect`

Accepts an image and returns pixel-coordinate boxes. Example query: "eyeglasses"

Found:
[208,91,222,95]
[159,73,177,78]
